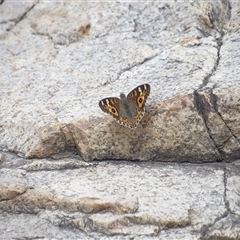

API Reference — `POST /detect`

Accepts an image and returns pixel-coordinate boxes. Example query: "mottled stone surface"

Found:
[0,1,239,161]
[0,152,240,239]
[0,0,240,239]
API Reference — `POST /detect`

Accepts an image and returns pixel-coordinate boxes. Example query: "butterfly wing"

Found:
[127,84,150,110]
[125,84,150,128]
[99,97,123,120]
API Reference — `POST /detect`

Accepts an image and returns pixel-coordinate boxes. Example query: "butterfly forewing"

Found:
[99,97,122,119]
[127,84,150,110]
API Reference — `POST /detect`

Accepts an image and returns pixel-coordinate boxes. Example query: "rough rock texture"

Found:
[1,0,240,239]
[1,0,239,162]
[1,152,240,239]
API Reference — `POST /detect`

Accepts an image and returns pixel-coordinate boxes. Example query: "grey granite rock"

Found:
[0,152,240,239]
[1,0,239,161]
[0,0,240,239]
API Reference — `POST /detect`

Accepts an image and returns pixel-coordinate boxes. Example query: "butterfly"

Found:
[99,84,150,129]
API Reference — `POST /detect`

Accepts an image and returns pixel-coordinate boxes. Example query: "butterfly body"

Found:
[99,84,150,129]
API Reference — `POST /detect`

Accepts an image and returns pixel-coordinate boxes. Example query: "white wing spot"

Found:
[138,87,143,94]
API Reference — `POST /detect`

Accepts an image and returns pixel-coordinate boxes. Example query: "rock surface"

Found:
[1,0,240,239]
[0,0,239,162]
[1,152,240,239]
